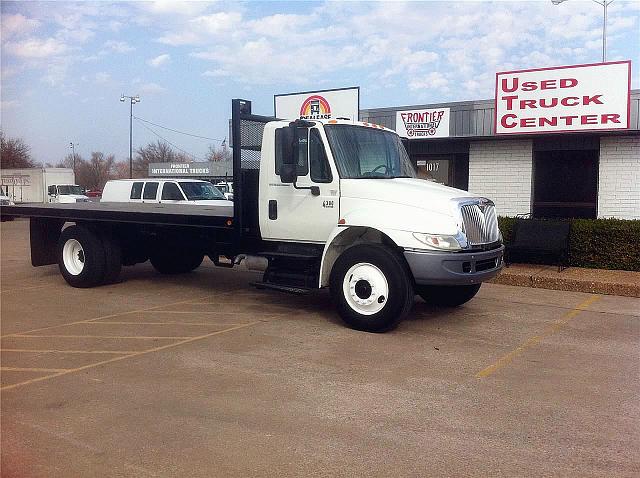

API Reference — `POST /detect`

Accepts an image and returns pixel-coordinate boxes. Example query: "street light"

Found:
[552,0,614,62]
[120,94,141,178]
[69,142,79,179]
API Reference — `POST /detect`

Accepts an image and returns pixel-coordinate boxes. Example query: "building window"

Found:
[533,150,598,219]
[415,155,451,185]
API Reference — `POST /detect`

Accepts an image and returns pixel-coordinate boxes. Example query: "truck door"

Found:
[48,185,57,203]
[262,126,339,243]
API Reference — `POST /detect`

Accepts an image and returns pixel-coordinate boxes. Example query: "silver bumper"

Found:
[404,245,504,286]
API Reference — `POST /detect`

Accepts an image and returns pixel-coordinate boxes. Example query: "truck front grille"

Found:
[460,202,499,246]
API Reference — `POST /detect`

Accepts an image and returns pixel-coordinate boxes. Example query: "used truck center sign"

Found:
[495,61,631,134]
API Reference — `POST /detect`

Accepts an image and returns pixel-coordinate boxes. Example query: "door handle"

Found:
[268,200,277,220]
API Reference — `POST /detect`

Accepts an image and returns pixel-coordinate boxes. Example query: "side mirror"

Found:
[280,163,297,183]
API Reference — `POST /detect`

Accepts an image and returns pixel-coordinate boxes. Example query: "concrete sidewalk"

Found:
[491,263,640,297]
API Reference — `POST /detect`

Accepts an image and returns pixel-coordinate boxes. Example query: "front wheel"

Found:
[58,225,107,288]
[330,244,414,332]
[416,284,481,307]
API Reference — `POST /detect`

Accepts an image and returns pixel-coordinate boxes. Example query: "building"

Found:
[361,64,638,220]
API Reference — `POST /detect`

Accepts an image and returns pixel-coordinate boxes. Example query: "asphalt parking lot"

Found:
[1,218,639,477]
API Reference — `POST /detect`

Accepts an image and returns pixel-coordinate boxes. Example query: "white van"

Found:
[214,181,233,200]
[101,179,233,206]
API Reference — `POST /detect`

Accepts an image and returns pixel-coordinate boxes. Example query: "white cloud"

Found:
[147,54,170,68]
[1,14,41,39]
[138,82,167,95]
[103,40,135,53]
[408,72,449,91]
[158,11,242,45]
[4,37,68,58]
[95,72,112,85]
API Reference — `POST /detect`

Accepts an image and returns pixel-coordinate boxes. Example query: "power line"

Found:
[133,116,225,142]
[136,122,205,162]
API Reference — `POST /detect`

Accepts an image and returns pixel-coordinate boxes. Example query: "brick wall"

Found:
[598,136,640,220]
[468,140,533,217]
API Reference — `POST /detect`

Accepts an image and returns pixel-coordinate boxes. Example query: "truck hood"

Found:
[340,178,469,214]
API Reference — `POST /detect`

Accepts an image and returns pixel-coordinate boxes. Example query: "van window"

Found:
[161,182,184,200]
[143,182,159,200]
[130,182,143,199]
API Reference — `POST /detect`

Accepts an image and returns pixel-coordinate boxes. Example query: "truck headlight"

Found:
[412,233,463,251]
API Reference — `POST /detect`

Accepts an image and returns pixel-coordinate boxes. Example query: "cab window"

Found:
[275,127,309,176]
[130,182,143,199]
[161,182,184,200]
[309,129,332,183]
[143,182,158,200]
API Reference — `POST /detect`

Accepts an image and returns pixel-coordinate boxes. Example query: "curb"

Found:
[490,268,640,298]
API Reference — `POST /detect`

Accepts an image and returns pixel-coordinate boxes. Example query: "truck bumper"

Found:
[404,245,504,286]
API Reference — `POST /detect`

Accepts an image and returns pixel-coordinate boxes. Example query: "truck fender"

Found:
[319,225,404,288]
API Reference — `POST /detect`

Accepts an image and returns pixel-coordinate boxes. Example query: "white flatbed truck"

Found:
[0,99,504,332]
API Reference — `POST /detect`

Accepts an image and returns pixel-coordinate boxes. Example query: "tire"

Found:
[101,234,122,284]
[416,284,481,307]
[330,244,414,332]
[150,250,204,274]
[58,225,106,288]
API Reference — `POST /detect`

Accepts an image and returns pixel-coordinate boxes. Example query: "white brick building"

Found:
[361,89,640,220]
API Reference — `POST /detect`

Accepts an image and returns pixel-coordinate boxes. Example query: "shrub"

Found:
[498,216,640,271]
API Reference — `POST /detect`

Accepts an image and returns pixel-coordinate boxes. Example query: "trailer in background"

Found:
[0,168,77,203]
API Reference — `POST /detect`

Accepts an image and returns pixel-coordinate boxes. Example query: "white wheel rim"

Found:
[342,262,389,315]
[63,239,85,275]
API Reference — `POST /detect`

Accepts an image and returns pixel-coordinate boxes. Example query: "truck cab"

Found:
[48,184,90,204]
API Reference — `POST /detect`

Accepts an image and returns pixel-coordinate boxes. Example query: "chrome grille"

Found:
[460,202,499,246]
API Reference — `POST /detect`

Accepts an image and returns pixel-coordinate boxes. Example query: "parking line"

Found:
[476,294,600,379]
[2,367,70,373]
[0,349,138,354]
[10,335,193,340]
[0,294,212,338]
[80,321,226,326]
[1,321,262,391]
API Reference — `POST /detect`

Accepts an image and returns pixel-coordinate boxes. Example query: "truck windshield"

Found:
[57,185,83,195]
[179,182,226,201]
[325,125,416,179]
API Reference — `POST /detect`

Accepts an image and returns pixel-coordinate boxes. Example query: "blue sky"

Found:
[1,0,639,165]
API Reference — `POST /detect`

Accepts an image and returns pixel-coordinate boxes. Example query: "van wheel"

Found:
[150,251,204,274]
[58,225,106,288]
[330,244,414,332]
[416,284,481,307]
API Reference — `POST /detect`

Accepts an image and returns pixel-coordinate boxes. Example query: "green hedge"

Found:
[498,217,640,271]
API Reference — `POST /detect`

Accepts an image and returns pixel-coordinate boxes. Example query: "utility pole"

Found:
[120,94,141,178]
[69,142,79,179]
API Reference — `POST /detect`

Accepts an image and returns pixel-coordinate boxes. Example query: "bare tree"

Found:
[1,130,36,169]
[82,152,116,190]
[133,140,182,177]
[205,142,231,162]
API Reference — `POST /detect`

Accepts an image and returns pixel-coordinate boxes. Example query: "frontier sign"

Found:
[495,61,631,135]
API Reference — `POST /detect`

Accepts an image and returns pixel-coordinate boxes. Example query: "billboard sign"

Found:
[395,107,450,138]
[495,61,631,135]
[274,87,359,121]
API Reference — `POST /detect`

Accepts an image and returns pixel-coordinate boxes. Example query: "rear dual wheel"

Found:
[58,225,122,288]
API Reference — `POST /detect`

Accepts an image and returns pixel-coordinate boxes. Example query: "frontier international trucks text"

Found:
[1,99,504,332]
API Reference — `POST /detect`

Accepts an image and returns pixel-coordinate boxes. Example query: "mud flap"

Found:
[30,217,64,266]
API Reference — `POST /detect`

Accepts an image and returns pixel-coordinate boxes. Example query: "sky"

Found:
[1,0,639,166]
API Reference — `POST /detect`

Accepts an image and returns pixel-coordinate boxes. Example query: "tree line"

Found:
[0,131,230,190]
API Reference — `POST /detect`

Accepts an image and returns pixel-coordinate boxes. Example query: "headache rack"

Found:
[231,99,275,249]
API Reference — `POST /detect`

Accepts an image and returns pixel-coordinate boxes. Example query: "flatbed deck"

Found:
[0,202,234,228]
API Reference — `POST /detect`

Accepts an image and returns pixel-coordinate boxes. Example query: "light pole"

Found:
[120,94,141,178]
[69,142,79,179]
[552,0,614,62]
